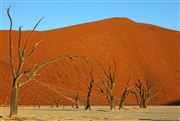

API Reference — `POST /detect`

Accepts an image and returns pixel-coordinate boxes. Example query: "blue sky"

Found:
[0,0,179,31]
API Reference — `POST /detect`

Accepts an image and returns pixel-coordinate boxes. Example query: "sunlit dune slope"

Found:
[0,18,179,105]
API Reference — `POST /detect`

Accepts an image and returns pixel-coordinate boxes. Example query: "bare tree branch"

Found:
[18,26,23,60]
[97,60,116,110]
[134,79,158,108]
[98,86,106,97]
[85,67,94,110]
[21,17,44,58]
[7,6,16,78]
[125,76,131,90]
[96,61,110,79]
[25,39,44,59]
[19,55,88,87]
[17,26,23,74]
[119,76,132,110]
[112,59,116,81]
[6,6,89,117]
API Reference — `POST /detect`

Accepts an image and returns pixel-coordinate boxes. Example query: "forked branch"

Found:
[19,55,89,87]
[134,79,158,108]
[7,6,90,117]
[119,76,134,110]
[97,60,117,110]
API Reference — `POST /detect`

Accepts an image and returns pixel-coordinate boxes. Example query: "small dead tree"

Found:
[33,98,40,108]
[73,92,79,109]
[7,7,88,117]
[36,98,40,108]
[54,97,61,108]
[98,60,116,111]
[85,69,94,110]
[134,79,158,108]
[119,76,133,110]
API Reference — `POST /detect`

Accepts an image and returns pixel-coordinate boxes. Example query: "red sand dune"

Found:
[0,18,179,106]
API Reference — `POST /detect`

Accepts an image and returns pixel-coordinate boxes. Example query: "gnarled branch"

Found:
[97,60,116,110]
[19,55,89,87]
[21,17,44,58]
[7,6,16,78]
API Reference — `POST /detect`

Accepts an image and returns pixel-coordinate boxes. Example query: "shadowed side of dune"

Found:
[164,100,180,106]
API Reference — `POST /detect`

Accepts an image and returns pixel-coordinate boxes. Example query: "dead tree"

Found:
[54,97,61,108]
[85,69,94,110]
[74,92,79,108]
[134,79,158,108]
[36,98,40,108]
[6,7,88,117]
[119,76,133,110]
[98,60,116,111]
[33,98,40,108]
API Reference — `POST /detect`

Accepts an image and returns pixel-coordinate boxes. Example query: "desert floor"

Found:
[0,106,180,121]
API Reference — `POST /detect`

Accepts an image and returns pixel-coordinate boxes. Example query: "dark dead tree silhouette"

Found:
[7,7,88,117]
[33,97,40,108]
[85,68,94,110]
[119,76,134,110]
[73,92,80,108]
[134,79,158,108]
[98,60,116,111]
[54,97,61,108]
[36,98,41,108]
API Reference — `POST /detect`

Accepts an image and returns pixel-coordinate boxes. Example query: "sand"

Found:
[1,18,179,106]
[0,106,180,121]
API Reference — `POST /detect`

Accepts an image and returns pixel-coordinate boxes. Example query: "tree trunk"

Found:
[119,92,126,110]
[140,99,147,108]
[74,92,79,109]
[119,91,130,110]
[142,100,147,108]
[56,103,59,108]
[75,100,79,109]
[9,82,19,117]
[85,94,91,110]
[85,86,93,110]
[119,98,125,110]
[75,98,79,109]
[110,95,115,111]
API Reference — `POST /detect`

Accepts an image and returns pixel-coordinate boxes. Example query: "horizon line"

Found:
[0,17,179,32]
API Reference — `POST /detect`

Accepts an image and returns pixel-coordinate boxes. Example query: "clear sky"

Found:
[0,0,179,31]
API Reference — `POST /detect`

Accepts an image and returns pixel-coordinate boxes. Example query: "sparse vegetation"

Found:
[85,68,94,110]
[119,76,134,110]
[134,79,158,108]
[6,7,88,117]
[33,98,41,108]
[73,92,80,109]
[97,60,116,111]
[54,97,61,108]
[3,6,164,121]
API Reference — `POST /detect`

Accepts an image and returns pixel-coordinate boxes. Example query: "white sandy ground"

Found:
[0,106,180,121]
